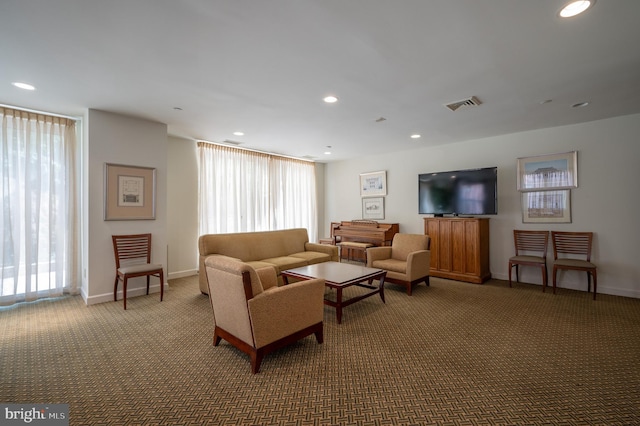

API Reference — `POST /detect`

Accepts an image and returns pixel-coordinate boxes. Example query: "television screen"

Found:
[419,167,497,215]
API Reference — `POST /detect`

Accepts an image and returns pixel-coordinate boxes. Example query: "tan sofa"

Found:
[198,228,339,294]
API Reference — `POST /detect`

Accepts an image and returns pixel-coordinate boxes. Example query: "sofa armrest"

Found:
[248,278,325,348]
[366,246,392,267]
[305,242,339,262]
[406,250,431,280]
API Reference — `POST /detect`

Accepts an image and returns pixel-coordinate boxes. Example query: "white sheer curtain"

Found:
[269,156,317,241]
[198,142,317,241]
[1,107,79,306]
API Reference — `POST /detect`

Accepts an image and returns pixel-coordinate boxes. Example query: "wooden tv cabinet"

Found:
[423,217,491,284]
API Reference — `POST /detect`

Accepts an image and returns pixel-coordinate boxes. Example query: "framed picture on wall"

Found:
[104,163,157,220]
[521,190,571,223]
[360,170,387,197]
[362,197,384,220]
[517,151,578,191]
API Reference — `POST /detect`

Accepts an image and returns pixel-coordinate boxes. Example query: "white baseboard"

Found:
[489,272,640,299]
[168,269,198,280]
[85,282,169,306]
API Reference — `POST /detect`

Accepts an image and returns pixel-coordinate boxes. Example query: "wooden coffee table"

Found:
[282,262,386,324]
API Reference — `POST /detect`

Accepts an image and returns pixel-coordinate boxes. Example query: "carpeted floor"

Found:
[1,274,639,425]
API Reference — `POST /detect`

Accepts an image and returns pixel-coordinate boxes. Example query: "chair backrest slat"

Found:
[552,231,592,261]
[112,234,152,268]
[514,230,549,256]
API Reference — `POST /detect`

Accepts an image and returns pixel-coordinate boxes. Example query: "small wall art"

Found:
[360,170,387,197]
[521,190,571,223]
[517,151,577,191]
[104,163,156,220]
[362,197,384,220]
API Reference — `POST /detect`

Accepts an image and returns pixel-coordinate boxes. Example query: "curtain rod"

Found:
[0,103,80,121]
[197,139,315,163]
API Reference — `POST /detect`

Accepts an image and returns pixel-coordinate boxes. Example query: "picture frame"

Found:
[517,151,577,191]
[104,163,156,220]
[360,170,387,197]
[362,197,384,220]
[521,190,571,223]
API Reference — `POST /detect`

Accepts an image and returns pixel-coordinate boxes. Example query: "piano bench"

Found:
[338,242,373,263]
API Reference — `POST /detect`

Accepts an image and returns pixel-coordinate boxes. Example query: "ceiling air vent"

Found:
[444,96,482,112]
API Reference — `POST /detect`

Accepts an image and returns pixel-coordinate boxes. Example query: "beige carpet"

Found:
[1,274,639,425]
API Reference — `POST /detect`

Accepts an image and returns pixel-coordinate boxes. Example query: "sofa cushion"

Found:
[289,251,331,265]
[260,256,309,273]
[246,261,281,274]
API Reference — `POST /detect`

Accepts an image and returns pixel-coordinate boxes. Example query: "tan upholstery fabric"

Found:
[259,256,309,273]
[204,256,325,349]
[198,228,339,294]
[205,257,256,346]
[390,234,430,261]
[367,234,431,295]
[249,280,325,348]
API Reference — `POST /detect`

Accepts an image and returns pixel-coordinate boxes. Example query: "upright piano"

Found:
[332,220,399,261]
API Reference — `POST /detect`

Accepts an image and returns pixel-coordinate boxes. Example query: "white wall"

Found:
[167,136,199,278]
[83,110,168,305]
[324,113,640,298]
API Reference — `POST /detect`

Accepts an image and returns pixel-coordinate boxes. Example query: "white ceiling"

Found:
[1,1,640,162]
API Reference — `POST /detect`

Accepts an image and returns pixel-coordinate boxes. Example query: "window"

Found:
[0,107,79,305]
[197,142,317,241]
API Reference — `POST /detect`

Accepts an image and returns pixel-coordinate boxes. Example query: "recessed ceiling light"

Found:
[324,151,331,155]
[12,82,36,91]
[572,101,590,108]
[410,134,421,139]
[559,0,595,18]
[233,131,244,136]
[323,95,338,103]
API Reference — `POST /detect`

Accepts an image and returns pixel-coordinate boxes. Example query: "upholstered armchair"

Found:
[205,256,325,374]
[366,234,431,296]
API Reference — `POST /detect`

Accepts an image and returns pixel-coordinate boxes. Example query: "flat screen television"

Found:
[418,167,497,216]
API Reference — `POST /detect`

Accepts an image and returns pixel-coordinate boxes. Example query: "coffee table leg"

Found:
[336,287,343,324]
[379,274,386,303]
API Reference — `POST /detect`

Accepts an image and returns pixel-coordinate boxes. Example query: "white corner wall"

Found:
[324,113,640,298]
[83,110,168,305]
[167,136,199,279]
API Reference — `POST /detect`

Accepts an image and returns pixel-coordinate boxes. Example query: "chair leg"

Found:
[114,276,119,301]
[146,276,150,295]
[592,270,597,301]
[541,264,547,293]
[251,349,264,374]
[552,266,557,295]
[159,270,164,302]
[508,263,513,287]
[123,278,128,310]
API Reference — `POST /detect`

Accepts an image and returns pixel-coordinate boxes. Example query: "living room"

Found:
[2,0,638,303]
[3,1,640,424]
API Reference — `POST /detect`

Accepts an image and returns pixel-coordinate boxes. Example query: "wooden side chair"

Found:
[551,231,597,300]
[112,233,164,310]
[508,230,549,290]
